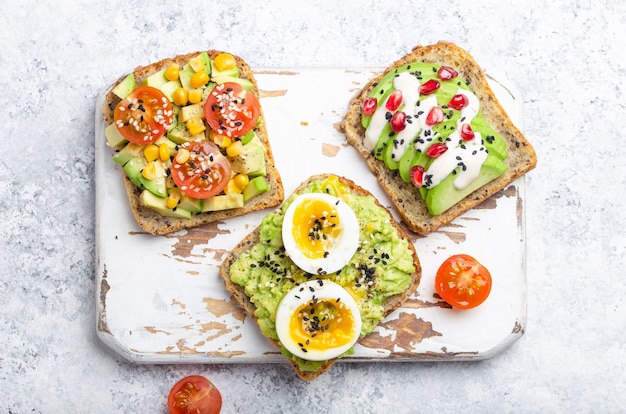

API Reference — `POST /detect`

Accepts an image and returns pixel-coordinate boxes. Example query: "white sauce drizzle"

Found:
[363,74,490,190]
[423,130,487,189]
[423,88,484,189]
[389,73,421,160]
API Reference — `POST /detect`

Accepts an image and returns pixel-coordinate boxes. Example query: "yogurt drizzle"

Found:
[364,71,489,191]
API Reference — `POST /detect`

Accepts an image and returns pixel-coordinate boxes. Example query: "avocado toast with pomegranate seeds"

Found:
[341,41,536,235]
[101,50,284,235]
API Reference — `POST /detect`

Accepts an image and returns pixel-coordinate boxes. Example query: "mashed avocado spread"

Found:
[229,175,416,371]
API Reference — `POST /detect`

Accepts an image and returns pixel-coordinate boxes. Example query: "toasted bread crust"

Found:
[102,51,284,235]
[341,41,537,234]
[219,174,421,380]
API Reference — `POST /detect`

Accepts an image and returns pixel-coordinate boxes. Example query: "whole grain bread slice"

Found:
[101,50,284,235]
[341,41,537,235]
[218,174,422,380]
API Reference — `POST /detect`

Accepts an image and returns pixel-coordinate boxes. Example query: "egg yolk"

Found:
[289,298,357,353]
[291,198,341,259]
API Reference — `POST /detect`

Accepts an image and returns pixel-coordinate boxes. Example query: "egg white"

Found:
[281,192,360,275]
[275,280,362,361]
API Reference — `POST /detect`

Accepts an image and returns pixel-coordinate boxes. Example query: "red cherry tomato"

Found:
[167,375,222,414]
[113,86,173,144]
[204,82,260,138]
[171,140,232,199]
[435,254,492,309]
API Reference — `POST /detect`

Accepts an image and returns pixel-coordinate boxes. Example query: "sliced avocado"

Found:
[425,154,508,216]
[372,123,394,161]
[123,156,167,197]
[242,176,270,201]
[113,142,143,166]
[140,190,192,219]
[178,103,204,124]
[398,137,419,183]
[178,68,194,91]
[202,82,216,101]
[197,51,212,74]
[211,60,239,78]
[382,135,400,171]
[177,193,203,213]
[139,160,168,197]
[105,123,127,148]
[143,68,168,89]
[211,75,253,90]
[241,130,255,145]
[230,136,266,177]
[410,149,431,200]
[154,136,177,155]
[201,193,244,212]
[470,116,508,159]
[362,86,395,130]
[167,124,194,144]
[123,157,145,188]
[159,79,182,103]
[111,73,136,100]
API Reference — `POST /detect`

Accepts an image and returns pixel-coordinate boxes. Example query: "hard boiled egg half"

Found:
[282,192,360,275]
[275,280,362,361]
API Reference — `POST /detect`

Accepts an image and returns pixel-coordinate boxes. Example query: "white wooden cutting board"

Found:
[95,68,527,363]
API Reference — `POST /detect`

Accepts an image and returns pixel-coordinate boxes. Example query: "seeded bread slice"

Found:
[218,174,422,381]
[101,50,284,235]
[341,41,537,234]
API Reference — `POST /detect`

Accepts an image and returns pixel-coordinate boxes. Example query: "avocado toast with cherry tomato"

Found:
[102,50,284,235]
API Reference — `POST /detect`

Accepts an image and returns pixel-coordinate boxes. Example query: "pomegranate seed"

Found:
[437,66,458,81]
[410,165,425,187]
[426,143,448,158]
[448,93,469,110]
[385,90,403,111]
[390,111,407,132]
[419,79,440,95]
[460,123,475,141]
[362,97,378,116]
[425,106,444,126]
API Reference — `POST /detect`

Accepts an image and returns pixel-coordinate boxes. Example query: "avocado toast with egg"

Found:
[341,41,536,234]
[219,174,421,381]
[101,50,284,235]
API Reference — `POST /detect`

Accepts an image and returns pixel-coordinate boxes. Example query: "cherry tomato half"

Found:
[171,140,232,199]
[434,254,492,309]
[113,86,173,145]
[204,82,260,138]
[167,375,222,414]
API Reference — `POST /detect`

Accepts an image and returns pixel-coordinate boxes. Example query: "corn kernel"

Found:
[233,173,249,190]
[166,188,181,209]
[172,87,188,106]
[158,143,170,161]
[190,71,209,88]
[187,88,203,104]
[209,129,231,147]
[142,162,157,180]
[226,178,242,194]
[175,148,190,164]
[214,53,236,72]
[165,64,180,81]
[143,144,159,162]
[186,118,206,136]
[226,140,243,157]
[189,56,205,72]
